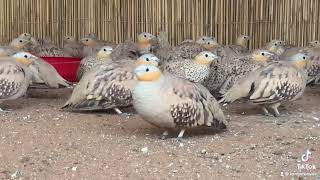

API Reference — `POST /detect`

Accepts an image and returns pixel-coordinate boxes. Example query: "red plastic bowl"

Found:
[41,57,81,82]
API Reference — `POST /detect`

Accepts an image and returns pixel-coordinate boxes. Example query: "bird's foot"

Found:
[120,112,134,119]
[0,108,11,113]
[261,107,273,117]
[160,130,169,140]
[177,129,186,139]
[114,108,134,119]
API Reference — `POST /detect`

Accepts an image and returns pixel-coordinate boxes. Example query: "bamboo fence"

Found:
[0,0,319,49]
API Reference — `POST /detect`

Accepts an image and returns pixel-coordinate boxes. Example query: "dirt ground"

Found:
[0,87,320,180]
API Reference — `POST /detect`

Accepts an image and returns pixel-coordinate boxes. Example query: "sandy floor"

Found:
[0,87,319,179]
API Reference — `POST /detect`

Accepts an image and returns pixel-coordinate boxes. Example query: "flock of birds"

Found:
[1,31,320,138]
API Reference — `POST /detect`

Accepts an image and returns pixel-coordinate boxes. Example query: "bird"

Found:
[308,40,320,48]
[265,40,285,55]
[163,51,218,83]
[219,53,308,117]
[62,54,160,116]
[33,37,72,57]
[17,33,32,41]
[76,46,113,81]
[110,40,140,60]
[80,35,114,57]
[166,36,220,61]
[136,32,159,54]
[63,36,84,58]
[203,49,276,95]
[132,65,227,138]
[304,54,320,84]
[0,53,33,112]
[224,35,251,55]
[13,52,71,88]
[0,38,30,57]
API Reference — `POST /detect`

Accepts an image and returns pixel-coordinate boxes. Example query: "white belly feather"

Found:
[132,80,175,128]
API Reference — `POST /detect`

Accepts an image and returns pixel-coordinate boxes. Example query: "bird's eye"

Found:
[144,35,147,38]
[205,54,208,58]
[24,55,28,58]
[67,37,70,39]
[146,58,150,61]
[261,53,265,56]
[275,43,278,46]
[104,49,106,51]
[19,40,23,43]
[316,42,318,44]
[146,68,149,72]
[303,56,306,60]
[86,39,89,41]
[207,42,210,44]
[202,38,205,41]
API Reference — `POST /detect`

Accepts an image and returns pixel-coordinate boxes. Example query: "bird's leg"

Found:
[160,130,169,140]
[269,103,284,117]
[260,105,273,117]
[113,108,134,119]
[177,129,186,139]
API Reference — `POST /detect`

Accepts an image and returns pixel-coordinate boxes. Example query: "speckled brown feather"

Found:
[63,60,136,111]
[220,62,307,105]
[0,59,31,102]
[133,74,227,129]
[28,57,71,88]
[63,41,84,58]
[203,55,266,95]
[167,77,227,128]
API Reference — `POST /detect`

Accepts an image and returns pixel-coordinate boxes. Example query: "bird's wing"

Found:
[63,62,136,111]
[164,75,227,128]
[0,61,28,99]
[111,40,139,59]
[30,57,71,88]
[220,62,307,104]
[76,56,97,81]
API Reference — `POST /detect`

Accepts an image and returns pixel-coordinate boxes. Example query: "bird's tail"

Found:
[218,77,255,104]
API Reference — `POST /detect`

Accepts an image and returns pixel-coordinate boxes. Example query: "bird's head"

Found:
[96,46,113,60]
[308,40,320,47]
[134,65,162,81]
[137,32,157,47]
[196,36,220,49]
[12,52,36,66]
[18,33,32,40]
[63,36,76,43]
[136,54,160,67]
[289,53,308,69]
[9,38,30,49]
[266,41,282,53]
[194,51,218,66]
[251,50,275,63]
[80,37,96,46]
[236,35,251,46]
[270,39,286,46]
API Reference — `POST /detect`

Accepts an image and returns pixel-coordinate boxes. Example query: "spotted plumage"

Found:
[203,50,274,95]
[163,51,218,83]
[63,36,84,58]
[132,65,227,138]
[63,54,160,114]
[220,59,307,117]
[305,55,320,83]
[0,58,32,106]
[76,46,113,80]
